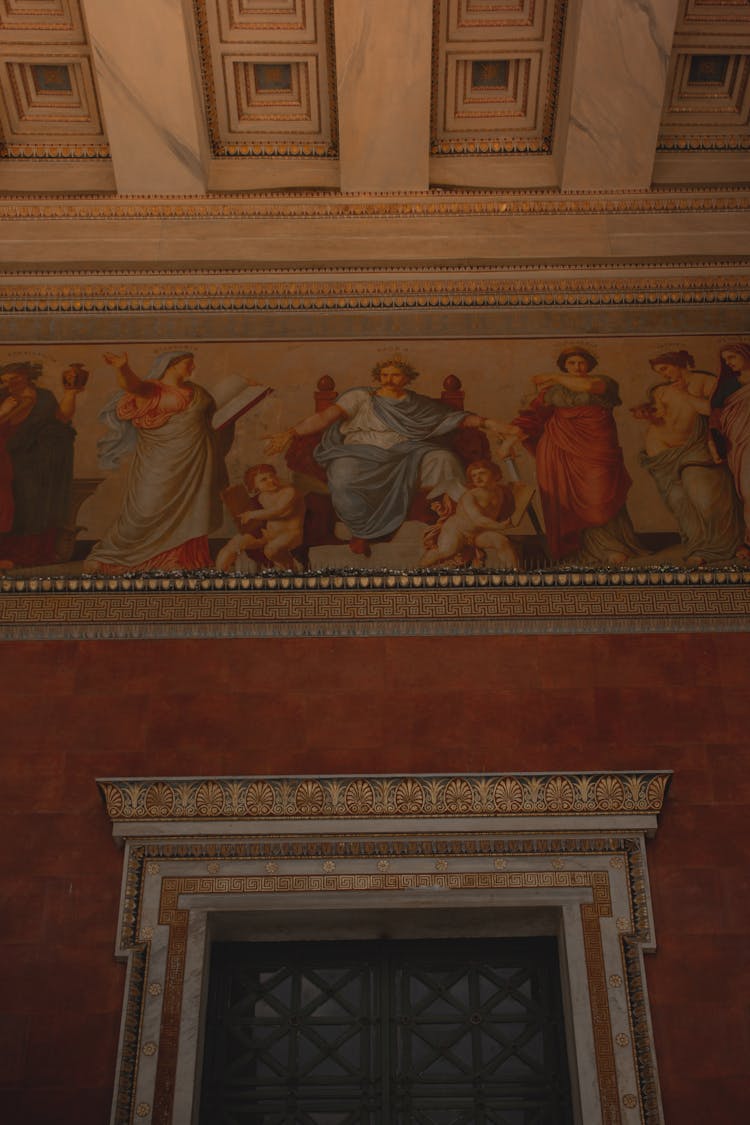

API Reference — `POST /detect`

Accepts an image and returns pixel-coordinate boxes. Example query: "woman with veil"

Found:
[85,350,229,573]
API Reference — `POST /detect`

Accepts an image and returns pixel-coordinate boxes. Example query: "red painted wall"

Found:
[0,634,747,1123]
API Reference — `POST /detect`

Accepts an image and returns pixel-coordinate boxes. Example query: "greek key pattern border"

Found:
[98,771,671,823]
[3,577,750,638]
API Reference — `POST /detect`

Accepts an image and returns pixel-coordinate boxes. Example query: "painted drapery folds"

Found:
[0,335,748,577]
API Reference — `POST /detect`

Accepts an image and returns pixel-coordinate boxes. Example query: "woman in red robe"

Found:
[509,347,641,564]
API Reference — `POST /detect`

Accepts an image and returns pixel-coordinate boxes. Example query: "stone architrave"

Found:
[99,770,671,1125]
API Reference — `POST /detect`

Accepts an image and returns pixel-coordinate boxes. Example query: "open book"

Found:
[508,481,536,527]
[211,374,273,431]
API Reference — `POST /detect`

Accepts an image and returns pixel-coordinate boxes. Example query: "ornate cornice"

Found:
[98,771,671,822]
[0,257,747,278]
[0,187,747,219]
[0,272,747,314]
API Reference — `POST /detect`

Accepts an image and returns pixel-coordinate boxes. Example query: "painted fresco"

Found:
[0,336,748,575]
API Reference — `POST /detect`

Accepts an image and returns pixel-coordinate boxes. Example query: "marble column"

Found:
[558,0,680,191]
[334,0,432,193]
[81,0,209,194]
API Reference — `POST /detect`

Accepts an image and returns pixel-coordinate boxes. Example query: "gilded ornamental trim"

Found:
[0,187,747,219]
[658,134,750,152]
[5,564,750,594]
[97,771,671,822]
[1,272,748,315]
[0,141,110,159]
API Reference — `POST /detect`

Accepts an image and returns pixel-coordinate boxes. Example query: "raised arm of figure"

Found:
[545,373,606,394]
[57,387,84,423]
[103,352,157,398]
[264,403,347,455]
[461,415,521,437]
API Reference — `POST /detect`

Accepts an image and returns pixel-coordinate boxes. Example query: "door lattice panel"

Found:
[200,938,573,1125]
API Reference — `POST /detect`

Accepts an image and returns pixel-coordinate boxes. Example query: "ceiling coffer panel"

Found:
[194,0,338,157]
[659,0,750,151]
[0,0,108,158]
[431,0,566,155]
[0,0,85,41]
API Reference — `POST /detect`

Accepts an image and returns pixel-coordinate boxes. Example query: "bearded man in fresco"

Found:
[265,358,516,556]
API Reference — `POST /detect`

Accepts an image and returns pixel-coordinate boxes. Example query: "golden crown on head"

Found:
[371,352,420,382]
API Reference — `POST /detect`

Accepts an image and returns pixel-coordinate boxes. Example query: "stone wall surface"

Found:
[0,633,748,1123]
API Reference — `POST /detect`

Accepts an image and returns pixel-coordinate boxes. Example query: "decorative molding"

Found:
[192,0,339,158]
[104,807,667,1125]
[659,133,750,153]
[430,0,566,156]
[0,186,748,217]
[3,306,748,345]
[659,0,750,151]
[0,139,109,157]
[2,570,750,637]
[0,0,84,39]
[0,0,109,159]
[98,771,671,822]
[1,255,748,277]
[0,272,748,315]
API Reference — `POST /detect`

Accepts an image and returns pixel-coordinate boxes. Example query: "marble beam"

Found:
[558,0,680,191]
[81,0,209,195]
[334,0,432,193]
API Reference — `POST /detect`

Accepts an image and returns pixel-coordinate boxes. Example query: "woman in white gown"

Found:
[85,350,227,573]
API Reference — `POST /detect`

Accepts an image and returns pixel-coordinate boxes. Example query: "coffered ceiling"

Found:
[0,0,747,281]
[1,0,748,196]
[0,0,111,188]
[194,0,338,160]
[659,0,750,152]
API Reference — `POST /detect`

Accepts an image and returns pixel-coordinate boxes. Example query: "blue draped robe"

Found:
[313,388,467,539]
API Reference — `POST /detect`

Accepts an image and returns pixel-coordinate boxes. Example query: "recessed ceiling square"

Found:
[471,59,509,89]
[31,63,72,93]
[254,62,293,91]
[687,54,730,84]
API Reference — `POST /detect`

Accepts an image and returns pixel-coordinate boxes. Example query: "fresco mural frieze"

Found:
[1,336,748,578]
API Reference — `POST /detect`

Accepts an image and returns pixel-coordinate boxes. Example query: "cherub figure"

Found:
[419,459,518,569]
[216,463,305,572]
